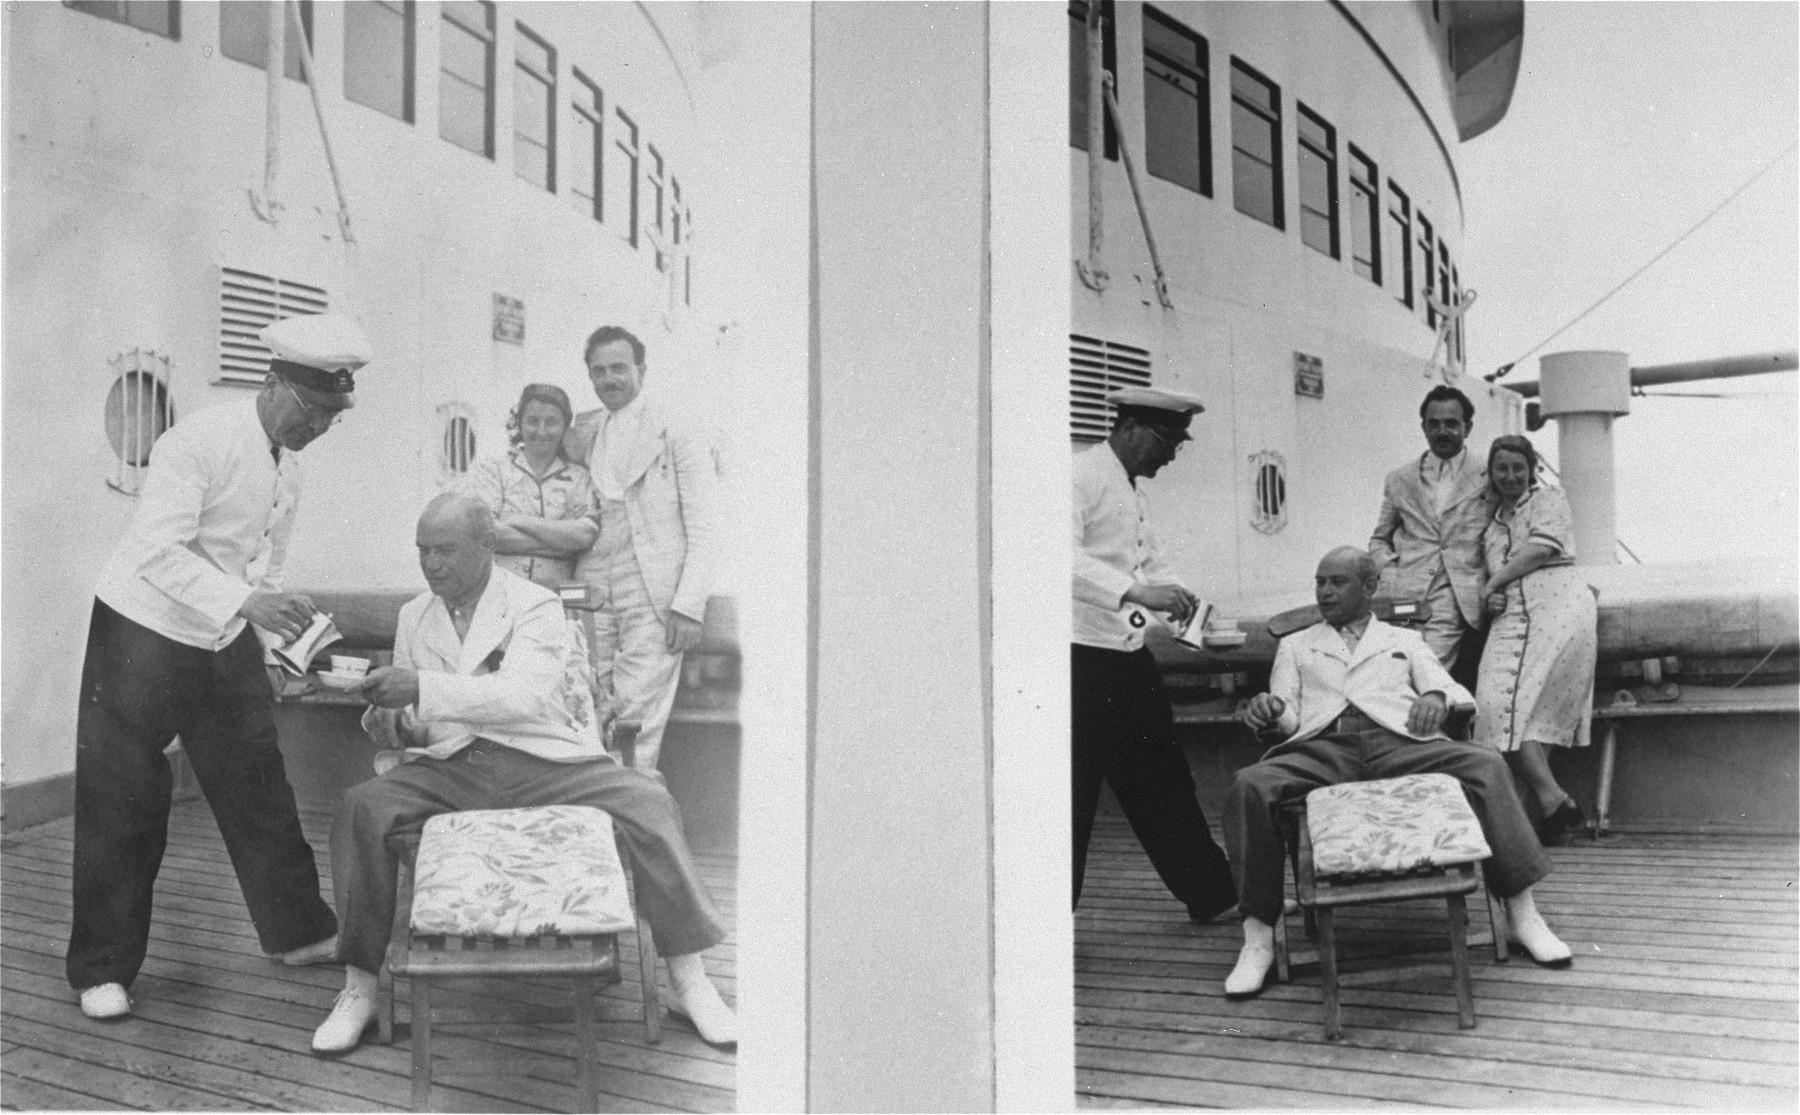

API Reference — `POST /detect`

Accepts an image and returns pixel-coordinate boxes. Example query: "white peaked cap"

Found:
[261,313,373,373]
[1106,386,1206,415]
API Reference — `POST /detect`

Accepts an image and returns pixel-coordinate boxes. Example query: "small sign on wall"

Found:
[493,294,525,345]
[1294,352,1324,399]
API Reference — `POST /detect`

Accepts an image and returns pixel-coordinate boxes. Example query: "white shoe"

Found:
[79,983,131,1020]
[1224,941,1276,999]
[669,970,737,1048]
[311,987,378,1056]
[271,934,339,967]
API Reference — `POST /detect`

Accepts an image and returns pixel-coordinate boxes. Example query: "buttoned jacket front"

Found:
[1072,442,1184,651]
[363,568,612,764]
[1368,451,1492,625]
[1265,617,1475,746]
[565,395,718,625]
[94,398,301,650]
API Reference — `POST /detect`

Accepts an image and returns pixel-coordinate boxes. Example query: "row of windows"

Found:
[1070,2,1467,364]
[68,0,691,295]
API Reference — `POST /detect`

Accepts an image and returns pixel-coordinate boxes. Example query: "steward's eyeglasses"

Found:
[285,380,343,428]
[1140,424,1187,455]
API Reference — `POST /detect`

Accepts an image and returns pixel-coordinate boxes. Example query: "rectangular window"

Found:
[64,1,178,38]
[567,69,602,221]
[513,23,555,190]
[439,0,495,159]
[1451,265,1464,362]
[647,145,666,235]
[344,0,413,122]
[1068,0,1117,158]
[610,108,641,248]
[1438,241,1452,322]
[1230,59,1282,229]
[1417,214,1436,326]
[221,0,313,82]
[1387,182,1413,308]
[1296,104,1338,258]
[1349,146,1380,284]
[1141,7,1210,196]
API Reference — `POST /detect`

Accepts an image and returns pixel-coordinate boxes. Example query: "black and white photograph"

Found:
[1,1,1794,1112]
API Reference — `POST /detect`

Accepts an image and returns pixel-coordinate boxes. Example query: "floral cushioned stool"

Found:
[1273,773,1509,1040]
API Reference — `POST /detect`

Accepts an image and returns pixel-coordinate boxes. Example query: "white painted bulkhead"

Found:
[1072,0,1523,606]
[3,2,718,788]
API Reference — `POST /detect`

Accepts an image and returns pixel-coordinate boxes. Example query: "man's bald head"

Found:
[416,493,496,607]
[1318,546,1377,587]
[1315,546,1378,626]
[419,492,496,542]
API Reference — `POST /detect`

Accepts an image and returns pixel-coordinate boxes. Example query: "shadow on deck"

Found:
[1,798,735,1113]
[1077,811,1798,1110]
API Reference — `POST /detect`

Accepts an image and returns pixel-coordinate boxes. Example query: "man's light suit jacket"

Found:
[1265,617,1476,747]
[1368,452,1492,627]
[362,568,611,764]
[565,398,719,626]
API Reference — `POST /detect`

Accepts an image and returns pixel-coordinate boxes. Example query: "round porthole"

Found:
[1250,450,1287,534]
[103,350,176,495]
[444,415,475,473]
[106,371,174,466]
[437,402,478,485]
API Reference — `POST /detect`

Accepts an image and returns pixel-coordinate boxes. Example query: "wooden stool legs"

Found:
[574,977,600,1112]
[411,979,433,1111]
[1317,908,1341,1040]
[1447,892,1475,1029]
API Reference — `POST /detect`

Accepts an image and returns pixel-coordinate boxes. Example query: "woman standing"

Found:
[1474,434,1597,844]
[463,384,599,589]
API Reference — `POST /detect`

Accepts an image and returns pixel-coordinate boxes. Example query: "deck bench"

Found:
[1587,683,1797,836]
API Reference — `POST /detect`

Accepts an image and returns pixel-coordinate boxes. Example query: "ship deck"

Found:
[1076,810,1798,1110]
[0,798,735,1113]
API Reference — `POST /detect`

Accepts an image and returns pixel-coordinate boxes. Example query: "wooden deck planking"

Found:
[1077,812,1799,1110]
[1,798,736,1113]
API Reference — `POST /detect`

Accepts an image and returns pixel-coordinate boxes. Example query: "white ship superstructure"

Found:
[1070,0,1525,603]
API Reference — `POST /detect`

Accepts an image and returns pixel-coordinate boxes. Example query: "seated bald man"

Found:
[1222,546,1571,999]
[311,493,735,1054]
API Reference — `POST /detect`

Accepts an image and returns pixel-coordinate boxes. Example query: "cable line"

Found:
[1491,141,1797,380]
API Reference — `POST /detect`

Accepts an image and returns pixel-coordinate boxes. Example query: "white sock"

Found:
[666,952,736,1045]
[1225,917,1276,996]
[666,952,708,991]
[345,965,378,997]
[1506,890,1571,962]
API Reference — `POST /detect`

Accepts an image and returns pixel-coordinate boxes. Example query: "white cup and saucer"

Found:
[317,655,371,692]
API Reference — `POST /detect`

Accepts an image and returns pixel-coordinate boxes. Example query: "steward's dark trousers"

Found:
[331,742,726,975]
[1224,716,1552,926]
[67,601,337,989]
[1072,644,1237,916]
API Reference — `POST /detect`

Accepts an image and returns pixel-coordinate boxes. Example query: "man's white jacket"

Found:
[1266,617,1475,745]
[362,568,611,764]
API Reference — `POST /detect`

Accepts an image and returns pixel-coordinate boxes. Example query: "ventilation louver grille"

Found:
[1070,334,1152,442]
[218,268,330,385]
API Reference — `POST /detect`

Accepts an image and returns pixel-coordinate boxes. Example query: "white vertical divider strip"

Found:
[989,4,1076,1111]
[719,4,812,1109]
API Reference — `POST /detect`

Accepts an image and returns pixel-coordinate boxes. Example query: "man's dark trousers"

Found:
[1224,715,1552,926]
[67,600,337,990]
[1072,643,1237,917]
